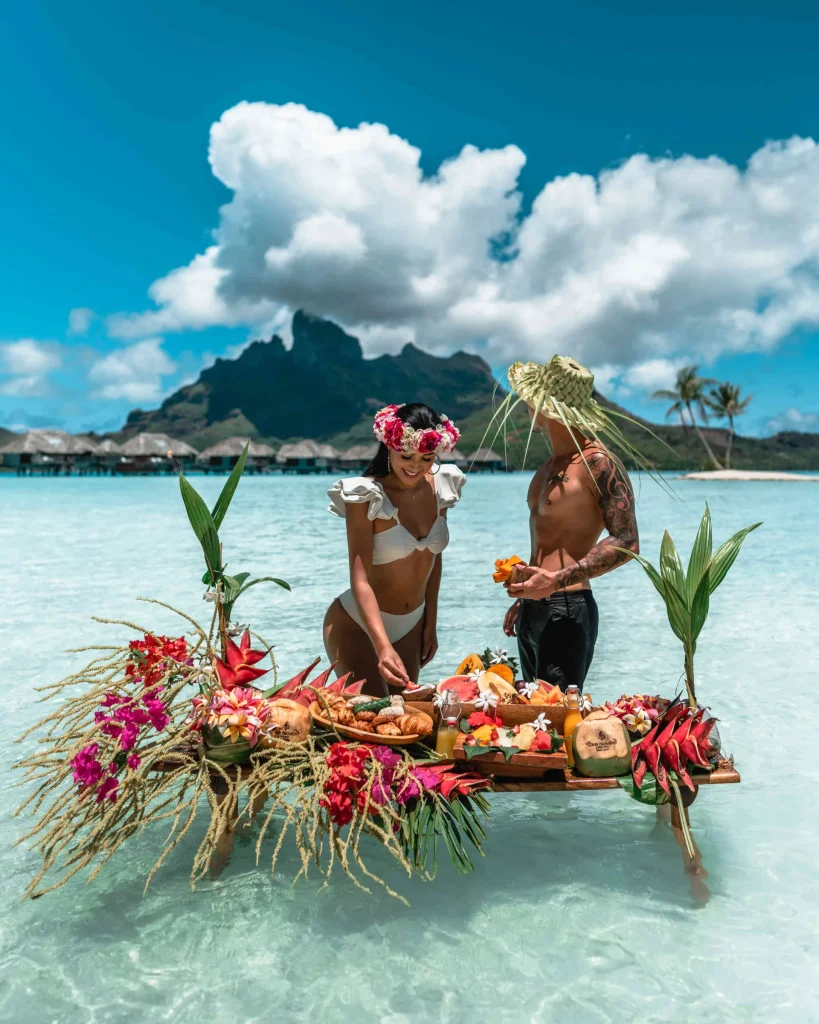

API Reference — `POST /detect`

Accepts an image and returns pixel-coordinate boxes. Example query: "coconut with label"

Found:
[571,710,632,777]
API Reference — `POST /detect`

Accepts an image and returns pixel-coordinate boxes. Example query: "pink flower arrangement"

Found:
[372,404,460,456]
[198,686,274,746]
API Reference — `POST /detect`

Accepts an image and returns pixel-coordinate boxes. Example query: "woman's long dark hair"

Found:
[364,402,444,478]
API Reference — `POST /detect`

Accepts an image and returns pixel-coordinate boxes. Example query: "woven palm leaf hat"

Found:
[484,354,670,481]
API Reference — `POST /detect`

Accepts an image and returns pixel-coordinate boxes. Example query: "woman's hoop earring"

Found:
[430,455,441,475]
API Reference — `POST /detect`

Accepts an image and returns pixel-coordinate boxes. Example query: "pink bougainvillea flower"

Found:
[213,630,270,690]
[96,777,119,804]
[70,744,104,788]
[372,745,402,768]
[126,753,141,770]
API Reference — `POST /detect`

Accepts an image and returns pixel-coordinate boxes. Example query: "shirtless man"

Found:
[500,357,641,692]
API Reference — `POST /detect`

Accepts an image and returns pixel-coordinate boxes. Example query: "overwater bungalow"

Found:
[197,437,276,473]
[467,447,507,472]
[0,430,98,475]
[338,443,379,472]
[442,447,469,469]
[117,433,198,474]
[276,439,336,473]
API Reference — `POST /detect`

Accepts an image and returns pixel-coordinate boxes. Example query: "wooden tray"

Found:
[309,702,419,746]
[453,733,567,777]
[408,702,571,732]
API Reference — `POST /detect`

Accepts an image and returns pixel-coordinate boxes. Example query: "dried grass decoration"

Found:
[13,443,491,903]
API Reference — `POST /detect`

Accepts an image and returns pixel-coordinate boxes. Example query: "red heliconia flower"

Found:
[213,629,270,690]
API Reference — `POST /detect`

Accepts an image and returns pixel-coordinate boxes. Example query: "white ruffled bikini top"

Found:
[328,463,466,565]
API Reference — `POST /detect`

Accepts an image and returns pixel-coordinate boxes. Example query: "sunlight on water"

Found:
[2,473,817,1023]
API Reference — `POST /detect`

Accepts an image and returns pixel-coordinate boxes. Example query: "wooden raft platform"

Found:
[489,764,740,792]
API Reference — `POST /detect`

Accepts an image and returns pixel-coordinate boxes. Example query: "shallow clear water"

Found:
[2,473,817,1023]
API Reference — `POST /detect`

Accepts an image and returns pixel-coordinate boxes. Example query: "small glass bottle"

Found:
[434,689,462,758]
[563,685,583,769]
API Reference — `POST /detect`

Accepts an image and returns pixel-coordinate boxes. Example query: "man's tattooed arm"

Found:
[554,452,639,589]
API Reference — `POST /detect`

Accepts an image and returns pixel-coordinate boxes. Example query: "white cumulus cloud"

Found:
[764,407,819,434]
[109,102,819,372]
[89,338,177,404]
[0,339,62,397]
[68,307,96,335]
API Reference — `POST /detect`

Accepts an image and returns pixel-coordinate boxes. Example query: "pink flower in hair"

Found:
[417,430,442,454]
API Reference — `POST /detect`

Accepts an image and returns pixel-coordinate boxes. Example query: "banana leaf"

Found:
[618,773,669,806]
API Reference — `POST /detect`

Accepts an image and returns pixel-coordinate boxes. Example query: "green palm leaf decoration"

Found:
[617,504,760,708]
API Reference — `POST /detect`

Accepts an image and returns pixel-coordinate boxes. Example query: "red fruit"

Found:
[437,676,480,702]
[530,731,552,752]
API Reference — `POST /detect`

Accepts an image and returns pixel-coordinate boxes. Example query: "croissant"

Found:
[375,722,402,736]
[335,707,356,725]
[395,712,434,737]
[353,717,375,732]
[354,710,377,722]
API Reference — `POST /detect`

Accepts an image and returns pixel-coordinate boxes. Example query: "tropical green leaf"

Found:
[686,504,713,603]
[237,575,291,596]
[659,531,687,605]
[210,443,249,531]
[618,773,669,805]
[689,569,711,640]
[615,548,666,600]
[663,579,691,643]
[707,522,762,594]
[179,473,221,575]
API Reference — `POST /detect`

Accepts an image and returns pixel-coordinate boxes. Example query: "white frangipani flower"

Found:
[489,647,508,665]
[474,691,498,711]
[433,691,446,709]
[467,670,483,683]
[623,709,652,735]
[533,712,552,732]
[519,680,540,699]
[202,590,225,604]
[580,693,593,713]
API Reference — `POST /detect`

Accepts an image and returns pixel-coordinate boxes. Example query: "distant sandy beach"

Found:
[681,469,819,482]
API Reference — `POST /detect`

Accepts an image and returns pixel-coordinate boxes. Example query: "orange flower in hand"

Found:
[493,555,524,583]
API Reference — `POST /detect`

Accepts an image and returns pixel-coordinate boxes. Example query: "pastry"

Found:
[395,712,434,737]
[372,707,404,726]
[375,723,402,737]
[354,710,377,723]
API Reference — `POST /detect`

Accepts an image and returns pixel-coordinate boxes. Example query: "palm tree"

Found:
[706,382,752,470]
[652,366,724,470]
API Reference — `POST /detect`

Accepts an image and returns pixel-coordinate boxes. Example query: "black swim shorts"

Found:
[516,591,599,693]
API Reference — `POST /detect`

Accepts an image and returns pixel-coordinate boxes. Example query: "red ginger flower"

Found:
[213,629,270,690]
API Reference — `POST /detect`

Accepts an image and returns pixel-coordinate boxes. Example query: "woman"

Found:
[323,403,465,695]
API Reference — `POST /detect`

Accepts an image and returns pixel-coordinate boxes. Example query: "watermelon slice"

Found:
[436,675,480,702]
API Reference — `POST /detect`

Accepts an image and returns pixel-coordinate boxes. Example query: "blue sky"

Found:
[1,0,818,436]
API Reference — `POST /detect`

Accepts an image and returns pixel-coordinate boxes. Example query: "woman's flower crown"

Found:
[373,404,460,456]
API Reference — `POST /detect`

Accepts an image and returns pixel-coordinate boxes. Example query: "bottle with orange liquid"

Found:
[562,685,584,769]
[434,690,462,758]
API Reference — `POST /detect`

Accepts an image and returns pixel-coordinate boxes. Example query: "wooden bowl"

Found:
[309,702,419,746]
[452,733,567,777]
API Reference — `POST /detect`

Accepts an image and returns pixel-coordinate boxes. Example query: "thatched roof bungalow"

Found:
[442,447,469,469]
[338,443,379,469]
[120,433,198,460]
[198,437,276,471]
[276,439,336,472]
[0,430,99,469]
[467,447,506,472]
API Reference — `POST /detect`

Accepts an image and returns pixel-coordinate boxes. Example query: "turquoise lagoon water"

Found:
[2,473,817,1023]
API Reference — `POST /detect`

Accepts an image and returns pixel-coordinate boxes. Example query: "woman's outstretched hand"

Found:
[421,621,438,667]
[378,645,410,688]
[503,598,521,637]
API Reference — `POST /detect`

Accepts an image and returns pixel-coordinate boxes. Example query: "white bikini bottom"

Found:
[338,589,426,644]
